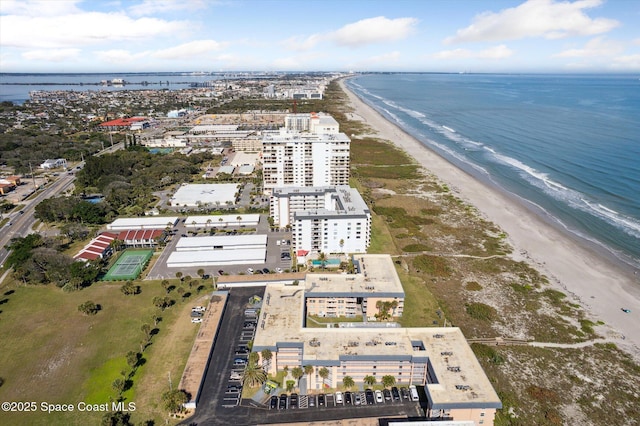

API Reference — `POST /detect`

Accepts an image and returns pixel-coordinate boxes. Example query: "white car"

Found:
[191,317,202,323]
[275,267,283,273]
[192,306,206,312]
[230,372,243,380]
[375,390,383,403]
[246,268,254,274]
[335,391,343,404]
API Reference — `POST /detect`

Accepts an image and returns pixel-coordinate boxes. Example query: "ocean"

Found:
[345,73,640,271]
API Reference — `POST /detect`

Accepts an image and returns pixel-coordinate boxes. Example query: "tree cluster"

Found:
[35,196,113,224]
[6,233,101,287]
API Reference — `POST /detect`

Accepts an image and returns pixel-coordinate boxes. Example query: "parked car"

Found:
[190,311,203,318]
[400,387,410,400]
[246,268,254,274]
[391,386,401,401]
[354,393,361,405]
[270,395,278,409]
[365,389,375,405]
[344,391,352,405]
[191,318,202,323]
[230,372,242,381]
[308,394,316,407]
[262,268,270,274]
[233,358,247,366]
[278,394,287,410]
[335,391,343,404]
[218,269,225,275]
[375,390,384,403]
[275,267,283,273]
[409,385,420,401]
[318,393,326,406]
[383,389,392,401]
[289,393,298,409]
[192,306,206,312]
[235,348,249,355]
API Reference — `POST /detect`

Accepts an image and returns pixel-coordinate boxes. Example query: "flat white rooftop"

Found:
[175,234,267,251]
[230,152,259,167]
[107,217,178,230]
[171,184,239,207]
[166,248,265,267]
[305,254,403,297]
[253,284,501,410]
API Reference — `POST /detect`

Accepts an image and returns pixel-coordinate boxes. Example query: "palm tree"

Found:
[206,218,212,232]
[363,375,376,386]
[242,363,267,388]
[261,349,273,369]
[292,366,304,388]
[342,376,355,390]
[248,351,260,366]
[317,252,327,270]
[304,365,314,386]
[318,367,329,388]
[236,215,242,227]
[197,268,205,278]
[382,375,396,388]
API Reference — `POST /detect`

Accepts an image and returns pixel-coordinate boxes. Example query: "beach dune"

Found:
[339,78,640,360]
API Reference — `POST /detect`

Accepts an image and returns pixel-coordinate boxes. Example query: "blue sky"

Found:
[1,0,639,73]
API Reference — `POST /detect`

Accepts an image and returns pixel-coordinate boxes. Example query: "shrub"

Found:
[465,281,483,291]
[465,302,496,321]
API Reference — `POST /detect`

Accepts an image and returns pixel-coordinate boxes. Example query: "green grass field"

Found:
[0,278,199,425]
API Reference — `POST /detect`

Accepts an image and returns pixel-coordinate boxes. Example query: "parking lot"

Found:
[186,287,425,425]
[146,214,294,280]
[268,386,419,411]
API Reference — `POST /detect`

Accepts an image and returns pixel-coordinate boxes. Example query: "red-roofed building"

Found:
[74,232,118,262]
[99,117,148,131]
[116,229,165,248]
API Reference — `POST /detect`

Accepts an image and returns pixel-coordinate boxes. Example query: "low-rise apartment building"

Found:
[251,254,501,424]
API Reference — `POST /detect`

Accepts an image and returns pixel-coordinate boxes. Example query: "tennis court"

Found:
[102,249,154,281]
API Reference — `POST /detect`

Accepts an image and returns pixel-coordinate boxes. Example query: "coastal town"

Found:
[1,74,638,426]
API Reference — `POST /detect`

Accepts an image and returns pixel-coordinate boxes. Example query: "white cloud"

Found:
[282,16,418,51]
[330,16,419,47]
[553,36,623,57]
[95,49,146,64]
[0,10,190,49]
[128,0,207,17]
[22,48,81,62]
[434,45,514,59]
[369,51,402,63]
[281,34,324,51]
[445,0,619,44]
[609,54,640,70]
[0,0,82,17]
[152,40,226,59]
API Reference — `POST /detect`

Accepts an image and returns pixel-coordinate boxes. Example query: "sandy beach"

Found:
[339,78,640,360]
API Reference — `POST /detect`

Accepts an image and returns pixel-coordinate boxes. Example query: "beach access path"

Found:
[338,78,640,361]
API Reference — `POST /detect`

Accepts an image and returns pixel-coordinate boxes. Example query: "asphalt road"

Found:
[1,142,123,268]
[0,172,76,266]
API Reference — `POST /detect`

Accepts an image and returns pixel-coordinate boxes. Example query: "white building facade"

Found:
[270,186,370,254]
[262,113,349,193]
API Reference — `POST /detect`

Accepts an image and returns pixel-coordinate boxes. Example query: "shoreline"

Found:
[338,78,640,360]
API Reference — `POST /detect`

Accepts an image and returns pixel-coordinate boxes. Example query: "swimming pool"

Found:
[311,259,342,266]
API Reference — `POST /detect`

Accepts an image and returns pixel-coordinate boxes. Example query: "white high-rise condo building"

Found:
[262,113,350,193]
[270,186,371,254]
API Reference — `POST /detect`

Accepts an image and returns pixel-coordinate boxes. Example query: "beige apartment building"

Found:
[251,254,501,424]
